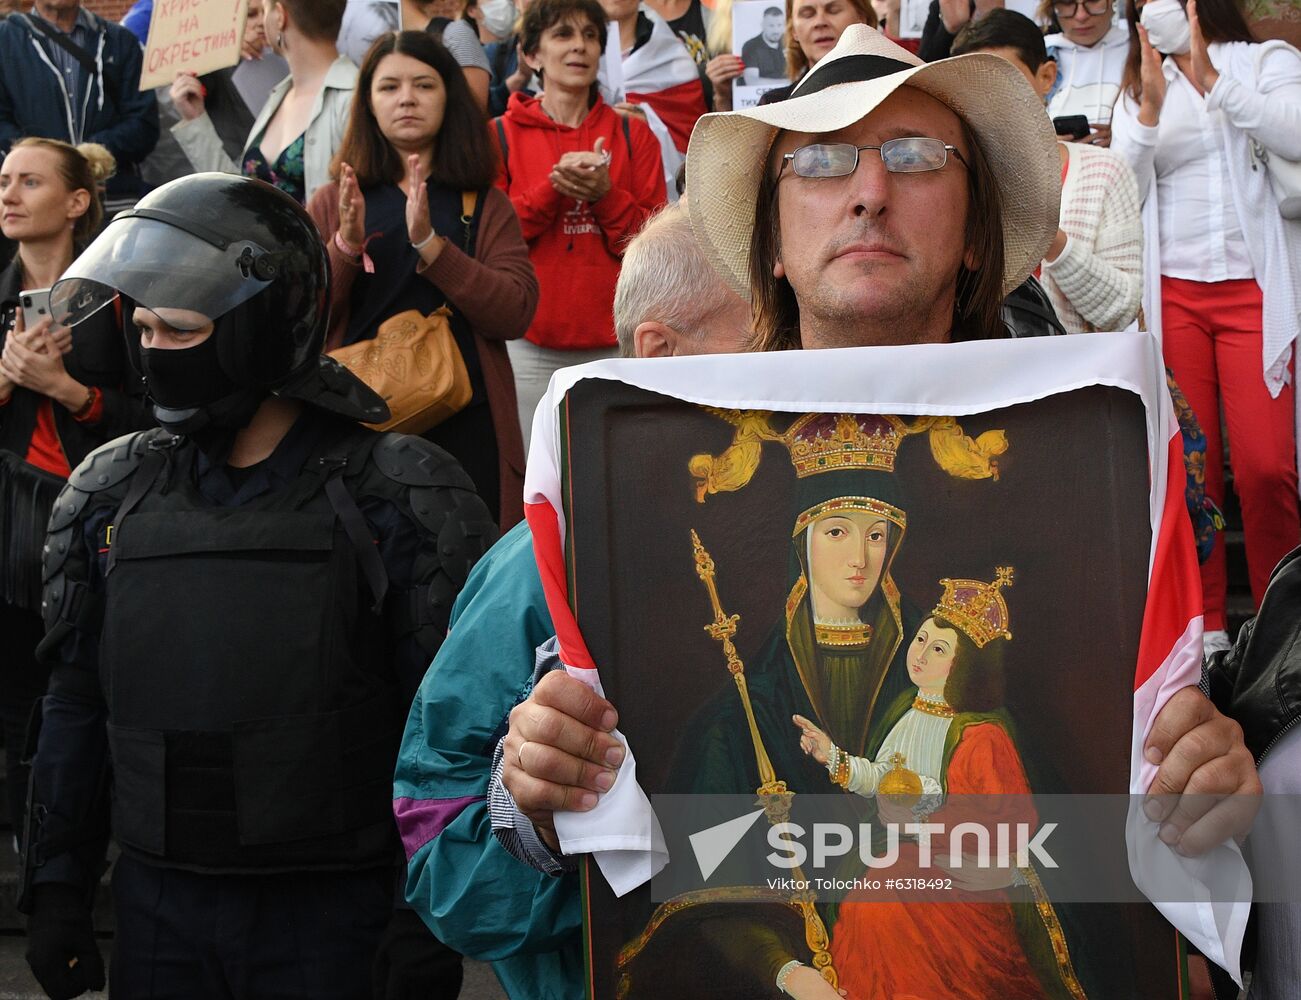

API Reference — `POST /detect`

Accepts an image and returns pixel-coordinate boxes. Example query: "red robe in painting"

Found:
[829,722,1049,1000]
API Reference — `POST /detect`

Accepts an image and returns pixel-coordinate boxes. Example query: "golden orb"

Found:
[878,752,923,807]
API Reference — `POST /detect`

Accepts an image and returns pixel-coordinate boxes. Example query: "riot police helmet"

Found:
[50,173,387,431]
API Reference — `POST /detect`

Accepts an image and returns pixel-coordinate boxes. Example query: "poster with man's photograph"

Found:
[549,341,1200,999]
[732,0,790,108]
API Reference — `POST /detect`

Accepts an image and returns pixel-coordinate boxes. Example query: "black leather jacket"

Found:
[1207,546,1301,763]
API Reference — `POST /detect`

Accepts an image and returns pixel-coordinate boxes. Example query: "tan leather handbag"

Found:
[328,191,477,434]
[331,307,472,434]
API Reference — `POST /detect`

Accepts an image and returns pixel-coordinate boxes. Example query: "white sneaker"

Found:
[1203,629,1232,657]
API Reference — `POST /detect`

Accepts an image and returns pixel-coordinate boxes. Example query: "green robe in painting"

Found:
[668,587,922,799]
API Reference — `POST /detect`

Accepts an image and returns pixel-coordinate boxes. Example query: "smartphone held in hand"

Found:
[1052,115,1091,140]
[19,288,52,331]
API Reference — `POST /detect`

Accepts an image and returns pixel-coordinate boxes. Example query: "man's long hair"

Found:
[749,118,1007,351]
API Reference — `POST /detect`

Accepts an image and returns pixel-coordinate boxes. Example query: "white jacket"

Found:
[1045,23,1131,125]
[171,55,358,201]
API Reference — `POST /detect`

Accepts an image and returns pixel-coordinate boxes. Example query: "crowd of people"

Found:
[0,0,1298,996]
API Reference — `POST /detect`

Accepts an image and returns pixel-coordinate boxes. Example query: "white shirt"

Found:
[1149,58,1254,282]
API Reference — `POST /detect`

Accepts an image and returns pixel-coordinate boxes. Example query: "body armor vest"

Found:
[99,428,401,873]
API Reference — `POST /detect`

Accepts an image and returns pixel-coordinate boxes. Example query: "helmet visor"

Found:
[50,216,280,329]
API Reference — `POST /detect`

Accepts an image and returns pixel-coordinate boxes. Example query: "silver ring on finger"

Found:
[516,739,529,772]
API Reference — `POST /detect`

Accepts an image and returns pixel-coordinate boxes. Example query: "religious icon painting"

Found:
[522,335,1251,999]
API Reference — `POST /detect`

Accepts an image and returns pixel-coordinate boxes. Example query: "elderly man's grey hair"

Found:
[613,203,749,357]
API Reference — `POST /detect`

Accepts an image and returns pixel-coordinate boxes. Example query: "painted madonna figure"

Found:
[634,410,1007,998]
[673,410,1007,797]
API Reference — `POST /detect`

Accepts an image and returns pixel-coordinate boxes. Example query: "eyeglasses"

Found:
[1051,0,1111,17]
[780,138,969,180]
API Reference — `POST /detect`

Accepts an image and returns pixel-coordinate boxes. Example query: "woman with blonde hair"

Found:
[785,0,877,78]
[0,138,150,847]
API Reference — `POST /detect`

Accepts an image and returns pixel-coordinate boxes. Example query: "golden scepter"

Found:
[691,529,838,990]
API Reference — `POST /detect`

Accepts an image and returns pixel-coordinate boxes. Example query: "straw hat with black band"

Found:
[685,24,1061,303]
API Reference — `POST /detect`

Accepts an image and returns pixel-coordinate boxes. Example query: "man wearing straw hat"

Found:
[405,25,1261,998]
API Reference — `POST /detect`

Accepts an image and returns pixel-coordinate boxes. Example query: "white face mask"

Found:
[1140,0,1191,56]
[478,0,517,39]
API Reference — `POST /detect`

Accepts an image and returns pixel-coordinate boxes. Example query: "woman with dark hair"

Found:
[171,0,358,202]
[793,569,1082,1000]
[1111,0,1301,654]
[308,30,538,526]
[0,138,150,845]
[496,0,665,439]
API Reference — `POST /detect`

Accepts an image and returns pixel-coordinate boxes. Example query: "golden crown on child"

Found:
[933,566,1015,648]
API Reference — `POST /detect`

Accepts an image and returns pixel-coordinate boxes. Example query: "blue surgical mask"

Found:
[1140,0,1191,56]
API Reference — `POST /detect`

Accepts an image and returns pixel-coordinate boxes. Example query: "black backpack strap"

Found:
[103,447,168,577]
[320,455,389,614]
[16,12,118,115]
[494,117,511,187]
[459,190,480,256]
[492,38,514,83]
[18,13,97,75]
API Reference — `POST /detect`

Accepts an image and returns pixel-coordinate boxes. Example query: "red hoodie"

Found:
[496,93,667,352]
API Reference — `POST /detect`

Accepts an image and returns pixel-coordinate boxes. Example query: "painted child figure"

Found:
[788,568,1087,1000]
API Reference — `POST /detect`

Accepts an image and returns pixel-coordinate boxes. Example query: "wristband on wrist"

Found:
[334,230,375,274]
[71,385,97,420]
[334,230,362,258]
[411,230,438,252]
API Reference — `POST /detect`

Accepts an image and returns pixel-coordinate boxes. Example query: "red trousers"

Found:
[1162,276,1301,629]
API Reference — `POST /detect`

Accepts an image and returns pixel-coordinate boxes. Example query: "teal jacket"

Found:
[395,520,584,998]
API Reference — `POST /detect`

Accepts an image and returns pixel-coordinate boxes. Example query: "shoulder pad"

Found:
[438,493,497,585]
[48,429,175,534]
[371,433,476,491]
[42,494,82,581]
[67,428,174,495]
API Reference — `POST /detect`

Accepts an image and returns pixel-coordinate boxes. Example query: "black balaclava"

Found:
[138,309,265,459]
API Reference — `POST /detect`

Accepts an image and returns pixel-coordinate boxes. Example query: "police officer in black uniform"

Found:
[17,173,496,1000]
